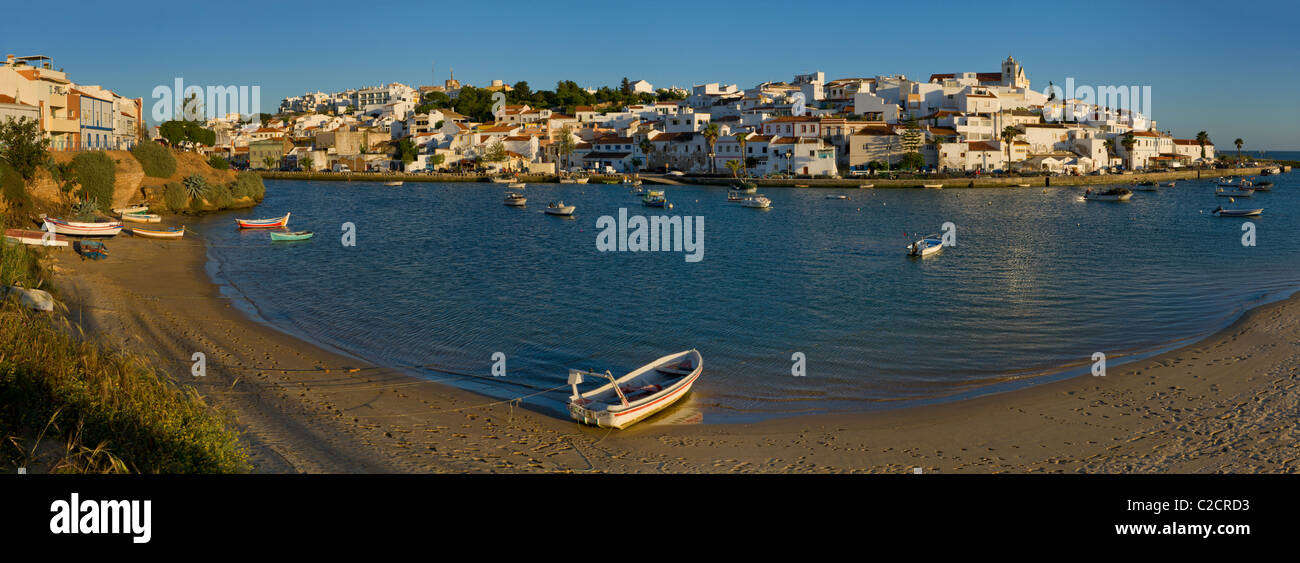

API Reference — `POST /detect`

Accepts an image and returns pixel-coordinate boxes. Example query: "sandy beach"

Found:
[51,233,1299,473]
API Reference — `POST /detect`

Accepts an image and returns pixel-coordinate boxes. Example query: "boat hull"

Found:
[568,350,702,429]
[129,227,185,239]
[4,229,70,247]
[43,218,124,236]
[236,212,290,229]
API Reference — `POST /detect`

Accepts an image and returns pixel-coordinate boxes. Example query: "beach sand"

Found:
[51,234,1299,473]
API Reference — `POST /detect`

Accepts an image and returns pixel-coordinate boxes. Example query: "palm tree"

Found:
[300,156,313,171]
[1195,131,1210,161]
[1234,138,1244,162]
[702,122,721,174]
[1001,125,1018,169]
[931,135,944,171]
[725,159,742,178]
[734,132,749,177]
[1120,132,1136,170]
[639,137,654,170]
[1103,139,1115,169]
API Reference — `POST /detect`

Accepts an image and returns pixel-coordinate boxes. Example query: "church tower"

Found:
[1001,56,1028,89]
[444,68,461,91]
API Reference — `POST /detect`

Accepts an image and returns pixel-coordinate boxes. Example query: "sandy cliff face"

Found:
[22,149,241,213]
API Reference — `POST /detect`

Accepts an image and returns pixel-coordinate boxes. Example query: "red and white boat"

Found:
[236,212,290,229]
[39,216,123,237]
[4,228,71,247]
[567,349,702,429]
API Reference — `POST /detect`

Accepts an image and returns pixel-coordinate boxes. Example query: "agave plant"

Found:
[71,198,101,221]
[181,174,210,201]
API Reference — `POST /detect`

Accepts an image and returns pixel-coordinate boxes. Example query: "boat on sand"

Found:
[567,349,703,429]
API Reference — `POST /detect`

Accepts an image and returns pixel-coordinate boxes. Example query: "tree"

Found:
[1103,139,1115,167]
[484,139,507,165]
[620,77,633,97]
[1195,131,1210,160]
[1001,125,1019,169]
[1234,138,1244,161]
[639,138,654,168]
[734,132,749,177]
[725,159,742,178]
[300,156,313,171]
[395,138,418,166]
[262,156,278,170]
[430,153,446,171]
[899,152,925,170]
[1120,132,1136,170]
[556,125,576,171]
[932,135,945,171]
[159,120,216,150]
[702,122,721,174]
[631,157,643,173]
[0,117,50,179]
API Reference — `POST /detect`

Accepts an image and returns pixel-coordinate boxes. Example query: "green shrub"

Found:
[162,181,187,212]
[70,152,116,211]
[130,141,176,178]
[0,161,31,214]
[208,155,230,170]
[0,304,251,473]
[209,182,234,209]
[0,226,46,288]
[231,172,265,201]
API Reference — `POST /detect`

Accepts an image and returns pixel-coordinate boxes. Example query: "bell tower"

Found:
[1002,56,1028,89]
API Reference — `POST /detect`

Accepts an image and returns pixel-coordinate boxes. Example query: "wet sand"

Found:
[51,234,1299,473]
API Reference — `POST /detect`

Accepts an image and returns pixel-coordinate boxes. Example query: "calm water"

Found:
[190,174,1300,422]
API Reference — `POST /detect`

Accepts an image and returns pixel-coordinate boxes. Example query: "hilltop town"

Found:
[198,56,1218,177]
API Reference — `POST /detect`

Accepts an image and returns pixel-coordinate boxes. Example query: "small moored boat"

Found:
[544,201,576,216]
[384,181,403,186]
[1083,187,1133,201]
[40,216,124,237]
[121,213,162,223]
[906,237,944,257]
[129,226,185,239]
[741,195,771,209]
[567,349,703,429]
[504,192,527,206]
[236,212,290,229]
[1212,206,1263,217]
[4,229,70,247]
[508,182,526,189]
[270,230,314,241]
[642,191,667,208]
[1216,187,1254,197]
[859,183,874,189]
[922,183,943,189]
[825,194,848,200]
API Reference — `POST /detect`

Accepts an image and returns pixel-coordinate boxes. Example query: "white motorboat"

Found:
[508,182,527,189]
[1083,187,1133,201]
[1212,206,1262,217]
[906,237,944,257]
[503,192,527,206]
[741,195,771,209]
[544,201,576,216]
[567,350,703,429]
[1216,187,1255,197]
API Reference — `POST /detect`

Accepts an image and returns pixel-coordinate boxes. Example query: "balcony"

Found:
[46,117,79,133]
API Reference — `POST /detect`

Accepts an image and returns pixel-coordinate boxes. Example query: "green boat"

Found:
[270,230,314,241]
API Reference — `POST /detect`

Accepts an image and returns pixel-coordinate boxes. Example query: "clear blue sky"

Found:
[4,0,1298,149]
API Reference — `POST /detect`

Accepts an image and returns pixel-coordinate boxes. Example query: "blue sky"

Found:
[4,0,1298,148]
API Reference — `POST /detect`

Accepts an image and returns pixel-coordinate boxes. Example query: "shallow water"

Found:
[192,174,1300,422]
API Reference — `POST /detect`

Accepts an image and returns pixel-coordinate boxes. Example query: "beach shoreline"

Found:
[50,232,1299,473]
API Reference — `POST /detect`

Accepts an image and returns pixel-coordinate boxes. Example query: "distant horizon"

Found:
[3,0,1298,149]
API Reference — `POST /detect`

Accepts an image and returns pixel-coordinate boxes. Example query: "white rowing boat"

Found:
[1212,207,1263,217]
[1083,187,1133,201]
[39,215,124,236]
[567,349,703,429]
[121,213,162,223]
[113,205,149,215]
[4,228,70,247]
[2,285,55,312]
